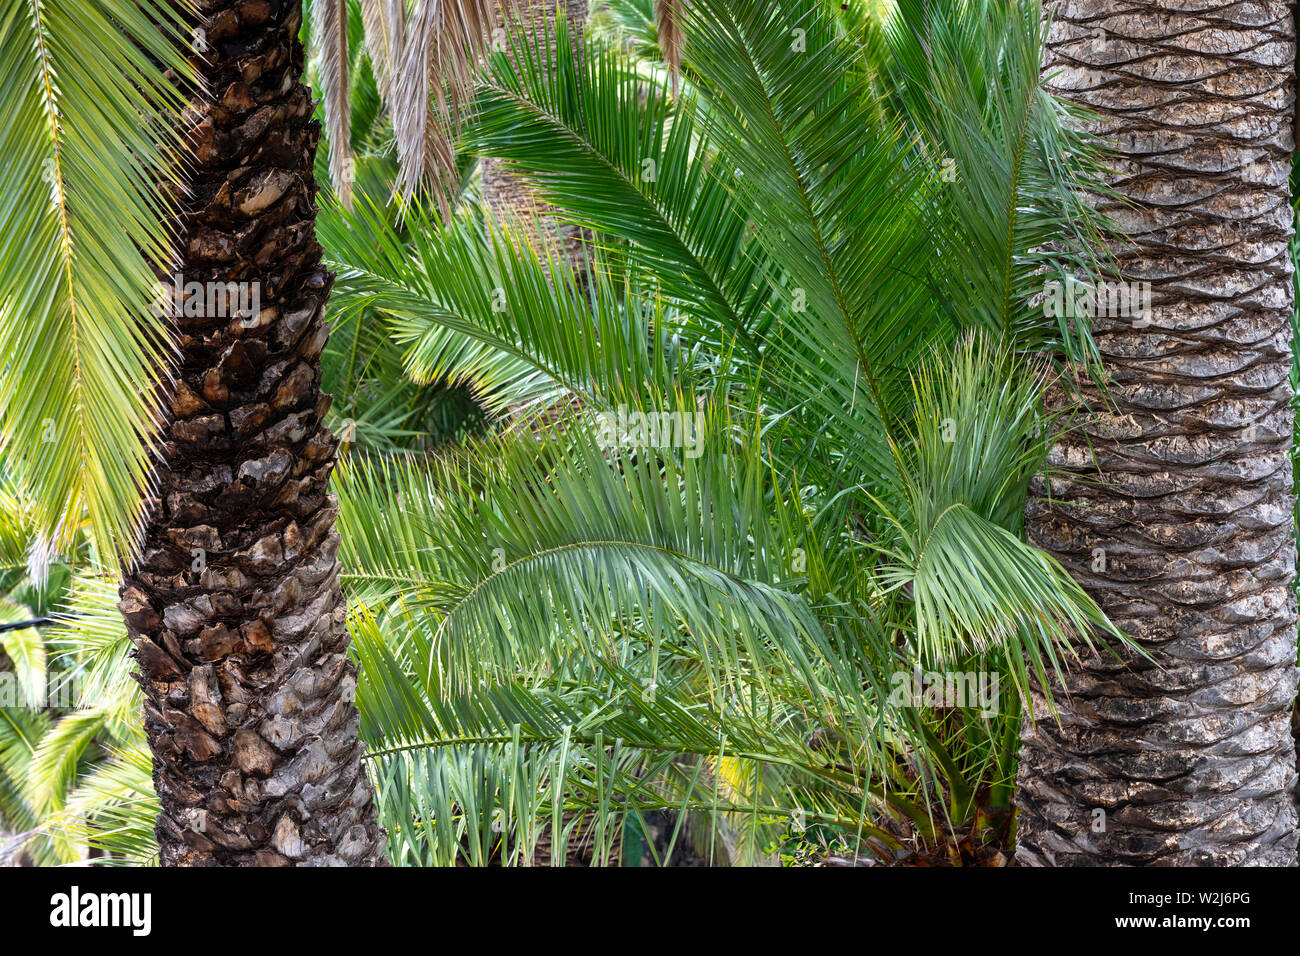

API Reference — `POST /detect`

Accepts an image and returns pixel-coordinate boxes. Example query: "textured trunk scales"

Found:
[1016,0,1300,865]
[118,0,386,866]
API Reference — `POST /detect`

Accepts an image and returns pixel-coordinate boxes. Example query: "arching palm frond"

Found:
[466,25,776,361]
[881,0,1113,359]
[0,0,193,564]
[324,196,698,417]
[335,405,854,707]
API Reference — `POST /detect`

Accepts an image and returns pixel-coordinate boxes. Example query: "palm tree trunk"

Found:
[1016,0,1300,865]
[483,0,589,274]
[118,0,386,866]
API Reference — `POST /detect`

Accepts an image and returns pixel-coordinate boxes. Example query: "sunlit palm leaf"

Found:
[0,0,192,563]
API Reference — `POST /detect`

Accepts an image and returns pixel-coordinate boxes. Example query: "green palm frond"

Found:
[679,0,946,464]
[43,574,138,723]
[12,573,138,859]
[51,739,159,866]
[467,27,774,356]
[336,404,849,705]
[882,0,1113,359]
[324,197,692,416]
[353,605,904,866]
[0,0,193,563]
[869,336,1130,704]
[0,707,48,835]
[26,705,107,819]
[318,191,502,452]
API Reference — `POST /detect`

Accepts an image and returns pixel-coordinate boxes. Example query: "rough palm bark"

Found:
[117,0,387,866]
[1016,0,1300,865]
[483,0,590,274]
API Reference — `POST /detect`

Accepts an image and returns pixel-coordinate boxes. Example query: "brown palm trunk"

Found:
[118,0,386,866]
[1016,0,1300,865]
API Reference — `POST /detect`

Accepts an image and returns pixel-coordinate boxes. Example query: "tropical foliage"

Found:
[2,0,1166,866]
